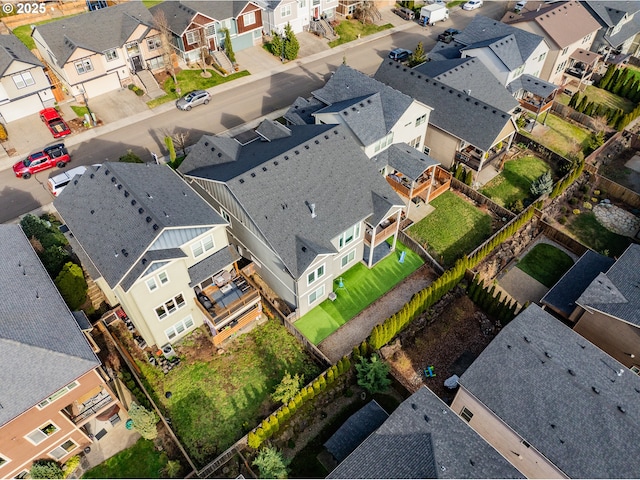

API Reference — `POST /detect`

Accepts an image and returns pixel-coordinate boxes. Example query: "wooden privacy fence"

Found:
[450,178,516,220]
[584,164,640,209]
[397,230,444,274]
[539,220,589,256]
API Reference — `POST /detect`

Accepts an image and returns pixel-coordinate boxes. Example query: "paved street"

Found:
[0,2,507,223]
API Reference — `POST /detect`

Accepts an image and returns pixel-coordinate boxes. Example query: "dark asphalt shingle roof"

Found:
[328,387,523,479]
[36,2,155,67]
[149,1,199,36]
[386,143,439,182]
[0,34,43,76]
[186,1,256,22]
[374,60,514,151]
[584,1,640,28]
[459,303,640,478]
[414,58,518,113]
[284,96,325,125]
[180,123,404,278]
[541,250,615,317]
[188,245,240,287]
[55,162,225,289]
[0,225,99,427]
[324,400,389,462]
[255,118,292,140]
[150,1,257,35]
[575,244,640,326]
[508,73,559,97]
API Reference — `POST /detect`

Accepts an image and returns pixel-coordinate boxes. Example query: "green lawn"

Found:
[516,243,574,287]
[328,21,393,47]
[521,112,592,158]
[70,105,89,118]
[147,69,251,108]
[583,85,636,113]
[566,211,632,258]
[138,320,320,467]
[407,190,493,266]
[82,439,169,479]
[295,241,423,345]
[142,0,164,7]
[480,156,550,207]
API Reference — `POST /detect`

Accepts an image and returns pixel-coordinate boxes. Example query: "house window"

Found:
[37,381,79,408]
[155,293,186,320]
[220,208,231,223]
[423,146,431,155]
[538,52,546,62]
[0,455,8,467]
[341,249,355,268]
[339,223,360,248]
[460,407,474,422]
[165,315,195,341]
[244,12,256,25]
[582,32,592,44]
[307,264,325,285]
[373,132,394,152]
[409,136,421,149]
[146,36,162,51]
[148,56,164,70]
[281,4,292,16]
[49,440,77,461]
[74,59,94,75]
[415,114,427,127]
[26,422,59,445]
[308,285,325,305]
[12,71,35,89]
[205,24,216,37]
[561,46,568,56]
[146,277,158,292]
[16,470,29,479]
[192,235,215,257]
[104,49,118,61]
[555,60,567,74]
[185,30,199,45]
[159,271,169,285]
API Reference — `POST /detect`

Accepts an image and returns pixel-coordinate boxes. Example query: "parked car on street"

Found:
[392,7,415,20]
[389,48,412,62]
[463,0,483,10]
[438,28,461,43]
[176,90,211,111]
[39,108,71,138]
[47,165,89,197]
[13,143,70,179]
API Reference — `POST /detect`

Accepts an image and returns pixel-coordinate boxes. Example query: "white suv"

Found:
[47,165,88,197]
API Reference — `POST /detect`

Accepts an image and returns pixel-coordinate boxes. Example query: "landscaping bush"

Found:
[62,456,80,478]
[224,27,236,64]
[128,402,159,440]
[54,262,87,310]
[0,123,7,141]
[253,447,289,479]
[583,202,593,210]
[569,197,579,205]
[559,216,567,225]
[120,149,143,163]
[573,208,581,215]
[30,459,63,479]
[41,245,71,277]
[165,136,176,162]
[408,41,426,67]
[530,170,553,197]
[355,354,390,394]
[283,23,299,61]
[271,372,302,405]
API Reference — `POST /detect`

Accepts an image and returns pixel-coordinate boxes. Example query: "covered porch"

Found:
[455,133,513,174]
[62,385,120,426]
[564,48,600,85]
[515,74,559,117]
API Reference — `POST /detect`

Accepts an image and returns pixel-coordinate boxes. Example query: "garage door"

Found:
[0,94,44,122]
[83,73,121,99]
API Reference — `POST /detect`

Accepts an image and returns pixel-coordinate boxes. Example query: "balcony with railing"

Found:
[519,94,554,114]
[63,388,116,425]
[365,216,398,247]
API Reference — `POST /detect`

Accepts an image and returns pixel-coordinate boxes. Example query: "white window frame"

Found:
[0,454,10,468]
[104,48,118,62]
[460,407,474,422]
[339,223,361,249]
[307,263,326,286]
[191,235,215,258]
[308,284,325,305]
[204,24,216,37]
[538,52,546,62]
[26,422,60,445]
[74,58,94,75]
[415,114,427,127]
[146,277,158,292]
[185,30,199,45]
[409,136,421,149]
[165,315,195,341]
[220,208,231,223]
[341,249,356,268]
[49,439,77,460]
[281,4,292,17]
[146,36,162,51]
[373,132,394,153]
[244,11,256,25]
[148,56,164,70]
[37,381,79,409]
[12,71,35,89]
[155,293,186,320]
[158,271,169,285]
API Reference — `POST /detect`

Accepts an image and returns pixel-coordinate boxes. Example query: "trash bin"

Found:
[125,419,134,430]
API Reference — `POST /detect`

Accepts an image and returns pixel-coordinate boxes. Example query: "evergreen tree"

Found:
[128,402,159,440]
[584,101,595,117]
[355,354,391,394]
[613,68,631,95]
[253,447,289,479]
[224,28,236,64]
[598,64,615,89]
[270,30,284,58]
[271,372,303,405]
[54,262,87,310]
[568,92,580,109]
[608,68,621,93]
[464,168,474,186]
[576,95,588,113]
[408,41,427,67]
[30,460,63,479]
[454,163,464,180]
[283,23,300,61]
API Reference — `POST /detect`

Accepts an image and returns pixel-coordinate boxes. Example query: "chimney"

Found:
[310,203,317,218]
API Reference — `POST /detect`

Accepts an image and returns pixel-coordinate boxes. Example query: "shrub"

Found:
[252,447,289,479]
[128,402,159,440]
[530,170,553,197]
[283,22,299,61]
[355,354,391,394]
[591,197,598,202]
[55,262,87,309]
[41,245,71,277]
[224,27,236,64]
[30,460,64,479]
[271,372,302,405]
[119,149,143,163]
[581,184,590,193]
[165,136,176,162]
[163,460,182,478]
[509,199,524,214]
[573,209,581,215]
[134,87,144,96]
[583,202,593,210]
[128,83,135,90]
[569,197,578,205]
[0,123,7,141]
[558,216,567,225]
[62,456,81,478]
[594,190,600,195]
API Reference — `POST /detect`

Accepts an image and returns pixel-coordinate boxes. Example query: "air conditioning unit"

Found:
[161,344,177,360]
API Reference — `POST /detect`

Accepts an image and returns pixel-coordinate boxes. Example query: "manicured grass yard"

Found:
[520,112,592,158]
[583,85,636,113]
[480,156,550,208]
[139,320,319,467]
[516,243,574,288]
[566,211,632,258]
[329,21,393,47]
[82,439,168,479]
[295,241,423,345]
[147,69,251,108]
[407,190,492,267]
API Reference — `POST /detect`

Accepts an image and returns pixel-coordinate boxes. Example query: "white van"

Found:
[47,165,88,197]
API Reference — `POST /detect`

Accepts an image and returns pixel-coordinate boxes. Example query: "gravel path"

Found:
[317,264,437,363]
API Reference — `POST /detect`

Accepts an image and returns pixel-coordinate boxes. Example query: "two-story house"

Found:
[503,1,602,86]
[150,1,263,63]
[32,2,165,100]
[451,303,640,478]
[0,33,55,122]
[374,60,517,180]
[584,1,640,57]
[178,121,405,317]
[54,162,261,349]
[0,224,123,479]
[542,244,640,369]
[259,0,338,35]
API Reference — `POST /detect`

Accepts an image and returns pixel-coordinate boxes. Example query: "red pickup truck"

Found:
[40,108,71,138]
[13,144,71,179]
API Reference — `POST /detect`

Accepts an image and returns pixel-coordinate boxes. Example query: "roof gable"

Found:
[0,34,43,76]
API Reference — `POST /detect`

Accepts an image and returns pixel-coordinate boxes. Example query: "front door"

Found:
[131,55,143,72]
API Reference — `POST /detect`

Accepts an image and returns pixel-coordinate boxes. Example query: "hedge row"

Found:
[550,158,585,199]
[467,276,518,326]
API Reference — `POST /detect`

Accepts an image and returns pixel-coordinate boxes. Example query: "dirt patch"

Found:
[173,327,215,364]
[383,290,498,404]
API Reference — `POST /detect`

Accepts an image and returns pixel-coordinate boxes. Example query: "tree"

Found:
[163,460,182,478]
[172,130,190,158]
[153,9,179,94]
[283,23,299,61]
[41,245,70,277]
[355,0,378,24]
[128,402,159,440]
[223,27,236,64]
[568,92,580,109]
[54,262,87,310]
[119,149,143,163]
[271,372,303,405]
[252,447,289,479]
[464,168,473,186]
[355,354,391,394]
[575,95,588,113]
[165,136,176,162]
[530,170,553,197]
[270,30,284,58]
[598,64,615,90]
[408,41,426,67]
[30,460,64,479]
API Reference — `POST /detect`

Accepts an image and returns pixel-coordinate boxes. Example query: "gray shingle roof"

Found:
[188,245,240,287]
[463,34,523,70]
[312,64,415,134]
[255,118,292,141]
[584,1,640,28]
[386,143,439,182]
[508,73,558,97]
[575,244,640,326]
[55,162,225,289]
[459,303,640,478]
[284,96,325,125]
[0,225,99,427]
[324,400,389,462]
[0,34,43,76]
[180,124,404,278]
[328,387,523,479]
[606,12,640,48]
[185,1,255,22]
[120,248,188,292]
[374,60,514,151]
[414,58,518,113]
[36,2,155,67]
[149,1,199,36]
[541,250,615,317]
